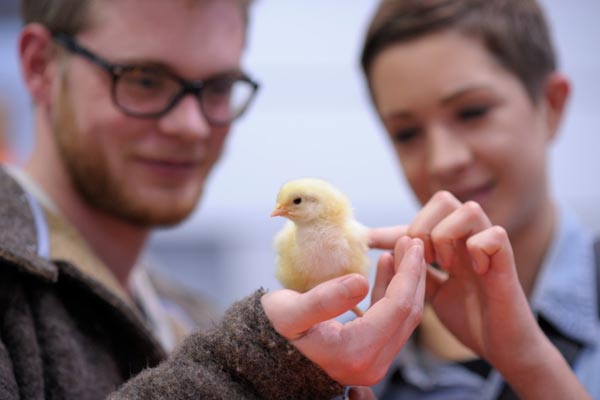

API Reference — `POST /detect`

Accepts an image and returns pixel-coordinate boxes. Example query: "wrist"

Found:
[495,335,569,396]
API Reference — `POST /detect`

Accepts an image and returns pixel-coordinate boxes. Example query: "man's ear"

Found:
[19,24,61,106]
[541,72,570,141]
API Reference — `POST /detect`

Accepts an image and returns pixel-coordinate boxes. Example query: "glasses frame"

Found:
[52,32,260,125]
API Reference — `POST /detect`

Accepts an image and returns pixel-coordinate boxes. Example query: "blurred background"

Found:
[1,0,599,314]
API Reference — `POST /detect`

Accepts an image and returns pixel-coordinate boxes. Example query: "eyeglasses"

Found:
[52,33,259,126]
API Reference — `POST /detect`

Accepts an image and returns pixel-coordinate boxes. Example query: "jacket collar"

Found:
[0,166,166,357]
[532,206,598,347]
[0,166,58,281]
[1,166,134,305]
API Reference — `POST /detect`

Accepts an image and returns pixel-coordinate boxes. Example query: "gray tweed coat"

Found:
[0,168,344,400]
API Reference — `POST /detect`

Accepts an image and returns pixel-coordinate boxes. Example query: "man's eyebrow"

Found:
[109,57,170,70]
[205,68,246,79]
[112,59,245,80]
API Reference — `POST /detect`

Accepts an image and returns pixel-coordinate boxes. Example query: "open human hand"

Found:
[261,238,426,387]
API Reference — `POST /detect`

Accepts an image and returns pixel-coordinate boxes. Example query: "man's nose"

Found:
[157,94,211,140]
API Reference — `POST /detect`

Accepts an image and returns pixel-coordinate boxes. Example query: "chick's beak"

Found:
[271,203,287,217]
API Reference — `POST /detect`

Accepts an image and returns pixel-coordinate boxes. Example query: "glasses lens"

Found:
[114,68,180,116]
[201,78,257,125]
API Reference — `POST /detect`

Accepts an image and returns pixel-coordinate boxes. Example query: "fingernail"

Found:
[340,274,367,300]
[347,386,375,400]
[409,242,423,258]
[347,387,363,400]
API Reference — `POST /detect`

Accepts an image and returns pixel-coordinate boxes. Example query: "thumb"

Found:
[425,264,447,303]
[262,274,369,340]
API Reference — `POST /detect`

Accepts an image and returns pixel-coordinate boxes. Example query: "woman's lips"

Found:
[452,181,495,205]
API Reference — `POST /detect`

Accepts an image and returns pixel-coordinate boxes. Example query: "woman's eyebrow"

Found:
[440,84,494,105]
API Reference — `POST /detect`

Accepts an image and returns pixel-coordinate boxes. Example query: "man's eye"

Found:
[122,70,167,91]
[392,127,420,144]
[458,106,490,120]
[131,75,163,89]
[206,80,234,95]
[137,77,159,88]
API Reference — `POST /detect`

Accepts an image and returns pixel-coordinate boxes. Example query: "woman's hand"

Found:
[368,191,591,399]
[370,191,539,367]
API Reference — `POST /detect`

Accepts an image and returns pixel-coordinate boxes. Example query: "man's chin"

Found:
[99,191,202,228]
[120,205,198,228]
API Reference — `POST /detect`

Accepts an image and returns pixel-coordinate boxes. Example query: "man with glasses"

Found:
[52,32,259,124]
[0,0,427,398]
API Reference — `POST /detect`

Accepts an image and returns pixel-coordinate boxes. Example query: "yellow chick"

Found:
[271,178,370,317]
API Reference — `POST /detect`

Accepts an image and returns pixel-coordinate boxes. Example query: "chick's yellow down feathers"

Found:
[271,178,370,316]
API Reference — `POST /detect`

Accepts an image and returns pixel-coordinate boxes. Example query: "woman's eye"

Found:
[458,106,490,120]
[392,127,420,144]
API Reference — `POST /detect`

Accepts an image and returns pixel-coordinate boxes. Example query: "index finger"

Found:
[363,239,426,339]
[368,225,409,249]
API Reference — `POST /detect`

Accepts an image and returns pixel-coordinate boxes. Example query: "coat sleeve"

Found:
[109,290,345,400]
[0,339,19,400]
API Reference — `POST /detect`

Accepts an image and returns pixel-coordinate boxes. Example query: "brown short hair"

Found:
[361,0,556,102]
[21,0,92,35]
[20,0,254,36]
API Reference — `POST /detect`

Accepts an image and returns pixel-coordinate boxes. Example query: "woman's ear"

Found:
[19,24,60,107]
[542,72,571,141]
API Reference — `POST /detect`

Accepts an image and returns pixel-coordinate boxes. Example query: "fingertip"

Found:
[366,228,377,248]
[408,238,424,259]
[411,237,425,247]
[367,225,408,249]
[377,251,393,264]
[393,235,412,257]
[339,273,370,300]
[378,252,395,273]
[372,252,396,305]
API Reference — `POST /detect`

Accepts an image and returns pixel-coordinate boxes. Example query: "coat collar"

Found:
[1,166,134,305]
[0,166,58,281]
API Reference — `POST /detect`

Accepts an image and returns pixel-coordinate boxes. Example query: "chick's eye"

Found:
[293,197,302,205]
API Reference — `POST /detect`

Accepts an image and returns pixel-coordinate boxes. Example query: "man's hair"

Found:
[21,0,91,35]
[360,0,557,102]
[21,0,254,35]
